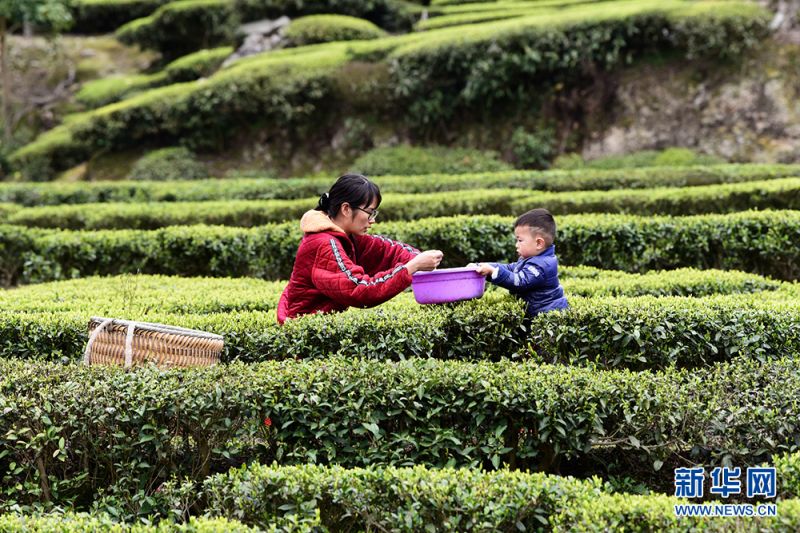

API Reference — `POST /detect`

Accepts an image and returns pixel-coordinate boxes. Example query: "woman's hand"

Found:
[407,250,443,274]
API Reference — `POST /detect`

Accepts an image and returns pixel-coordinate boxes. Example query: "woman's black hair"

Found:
[316,174,382,218]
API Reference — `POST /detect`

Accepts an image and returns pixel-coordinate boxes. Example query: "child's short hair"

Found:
[514,208,556,246]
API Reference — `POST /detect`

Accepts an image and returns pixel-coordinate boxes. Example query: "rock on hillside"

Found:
[583,41,800,163]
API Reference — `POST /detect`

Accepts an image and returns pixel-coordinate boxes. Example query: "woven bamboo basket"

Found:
[84,317,224,368]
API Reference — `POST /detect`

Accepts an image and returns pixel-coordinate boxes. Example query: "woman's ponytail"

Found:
[316,192,331,213]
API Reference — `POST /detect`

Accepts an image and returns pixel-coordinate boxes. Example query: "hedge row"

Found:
[430,0,600,16]
[163,46,234,82]
[0,279,796,371]
[6,177,800,230]
[0,267,776,314]
[510,176,800,217]
[388,0,769,127]
[70,0,168,34]
[10,2,769,178]
[775,451,800,499]
[116,0,414,57]
[237,0,420,31]
[529,294,800,369]
[76,48,233,109]
[0,274,282,314]
[3,164,798,206]
[0,514,266,532]
[284,15,387,46]
[10,44,351,180]
[560,146,725,170]
[116,0,238,59]
[351,144,512,175]
[561,265,783,297]
[76,73,168,110]
[0,203,18,219]
[3,356,800,512]
[415,5,551,31]
[180,463,800,531]
[0,190,521,229]
[70,0,415,35]
[2,211,799,288]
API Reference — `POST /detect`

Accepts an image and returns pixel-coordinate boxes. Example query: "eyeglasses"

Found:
[355,206,379,221]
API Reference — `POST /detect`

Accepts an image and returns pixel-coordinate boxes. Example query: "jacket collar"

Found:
[300,210,346,235]
[300,209,356,257]
[523,245,555,260]
[540,245,556,257]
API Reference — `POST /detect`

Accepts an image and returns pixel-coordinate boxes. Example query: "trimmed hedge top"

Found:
[4,177,800,230]
[75,47,233,109]
[3,356,800,513]
[0,270,796,371]
[0,514,266,532]
[1,164,797,206]
[70,0,168,34]
[185,462,800,531]
[0,267,776,314]
[115,0,238,59]
[2,210,799,289]
[284,15,388,46]
[351,144,512,175]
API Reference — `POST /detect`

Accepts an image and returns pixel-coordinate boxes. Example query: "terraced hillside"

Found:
[5,0,776,179]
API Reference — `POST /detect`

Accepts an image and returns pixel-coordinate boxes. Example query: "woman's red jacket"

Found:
[277,210,420,324]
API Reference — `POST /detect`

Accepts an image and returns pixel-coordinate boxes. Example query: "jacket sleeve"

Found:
[487,260,547,291]
[311,237,414,308]
[356,234,420,276]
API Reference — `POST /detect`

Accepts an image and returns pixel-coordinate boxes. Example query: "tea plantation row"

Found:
[4,177,800,230]
[2,210,799,287]
[2,357,800,514]
[2,164,796,206]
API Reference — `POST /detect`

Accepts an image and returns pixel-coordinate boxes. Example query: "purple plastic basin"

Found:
[411,267,486,304]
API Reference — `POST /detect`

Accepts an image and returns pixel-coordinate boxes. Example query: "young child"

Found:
[472,208,568,316]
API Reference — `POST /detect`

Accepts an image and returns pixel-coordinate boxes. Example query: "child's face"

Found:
[514,226,546,258]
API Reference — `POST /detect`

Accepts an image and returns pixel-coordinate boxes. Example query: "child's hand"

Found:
[473,263,496,276]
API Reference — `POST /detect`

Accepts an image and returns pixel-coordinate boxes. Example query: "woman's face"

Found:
[338,199,379,235]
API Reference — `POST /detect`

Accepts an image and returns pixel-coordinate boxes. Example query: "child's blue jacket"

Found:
[487,245,569,316]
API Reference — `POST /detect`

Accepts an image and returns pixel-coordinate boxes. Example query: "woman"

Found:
[277,174,443,324]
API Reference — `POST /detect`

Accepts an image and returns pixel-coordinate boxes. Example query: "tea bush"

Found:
[8,177,800,229]
[1,163,798,206]
[2,210,800,286]
[115,0,239,59]
[388,1,768,128]
[76,73,168,109]
[76,48,233,109]
[284,15,387,46]
[0,274,796,370]
[0,514,266,532]
[351,145,511,175]
[232,0,418,32]
[163,46,233,82]
[127,148,209,182]
[183,463,800,531]
[3,357,800,512]
[554,147,726,170]
[70,0,167,33]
